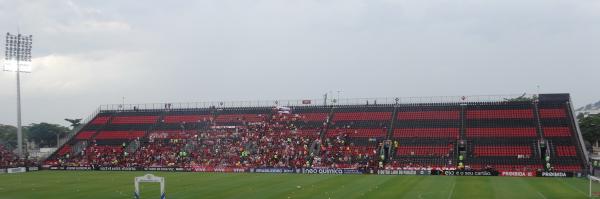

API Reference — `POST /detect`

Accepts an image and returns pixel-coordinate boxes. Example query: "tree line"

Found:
[579,114,600,147]
[0,123,71,148]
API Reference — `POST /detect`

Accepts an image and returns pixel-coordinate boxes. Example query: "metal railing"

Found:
[96,94,536,112]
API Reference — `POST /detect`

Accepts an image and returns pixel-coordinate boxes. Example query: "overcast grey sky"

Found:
[0,0,599,126]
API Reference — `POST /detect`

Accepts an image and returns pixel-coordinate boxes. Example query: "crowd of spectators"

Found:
[0,144,35,168]
[0,144,18,168]
[42,105,584,173]
[51,112,320,168]
[49,112,388,170]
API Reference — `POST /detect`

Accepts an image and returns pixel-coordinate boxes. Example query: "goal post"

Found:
[134,174,166,199]
[589,175,600,198]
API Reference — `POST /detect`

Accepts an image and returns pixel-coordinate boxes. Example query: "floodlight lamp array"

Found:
[4,33,33,72]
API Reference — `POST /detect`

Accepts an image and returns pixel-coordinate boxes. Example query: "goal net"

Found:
[589,175,600,198]
[134,174,166,199]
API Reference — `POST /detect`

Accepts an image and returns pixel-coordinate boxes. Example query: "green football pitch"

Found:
[0,171,593,199]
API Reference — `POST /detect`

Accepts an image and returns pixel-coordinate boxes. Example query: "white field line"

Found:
[536,191,548,199]
[447,181,456,199]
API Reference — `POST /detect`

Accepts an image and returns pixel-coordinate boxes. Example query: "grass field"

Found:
[0,171,593,199]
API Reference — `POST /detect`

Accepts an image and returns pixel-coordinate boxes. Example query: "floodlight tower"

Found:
[3,32,33,158]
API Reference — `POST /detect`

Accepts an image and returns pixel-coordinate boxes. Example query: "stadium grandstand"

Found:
[43,93,588,174]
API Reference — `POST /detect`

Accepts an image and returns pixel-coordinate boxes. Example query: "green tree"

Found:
[26,123,70,148]
[0,124,18,147]
[579,114,600,146]
[577,112,585,120]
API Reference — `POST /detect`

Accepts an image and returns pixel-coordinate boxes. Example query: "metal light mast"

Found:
[3,32,33,158]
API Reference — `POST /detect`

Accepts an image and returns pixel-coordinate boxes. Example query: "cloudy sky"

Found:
[0,0,599,126]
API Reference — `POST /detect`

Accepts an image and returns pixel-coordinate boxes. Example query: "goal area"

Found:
[134,174,166,199]
[589,175,600,198]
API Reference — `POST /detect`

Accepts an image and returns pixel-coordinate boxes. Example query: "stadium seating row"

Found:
[473,146,532,157]
[466,109,534,119]
[396,145,453,156]
[556,146,577,157]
